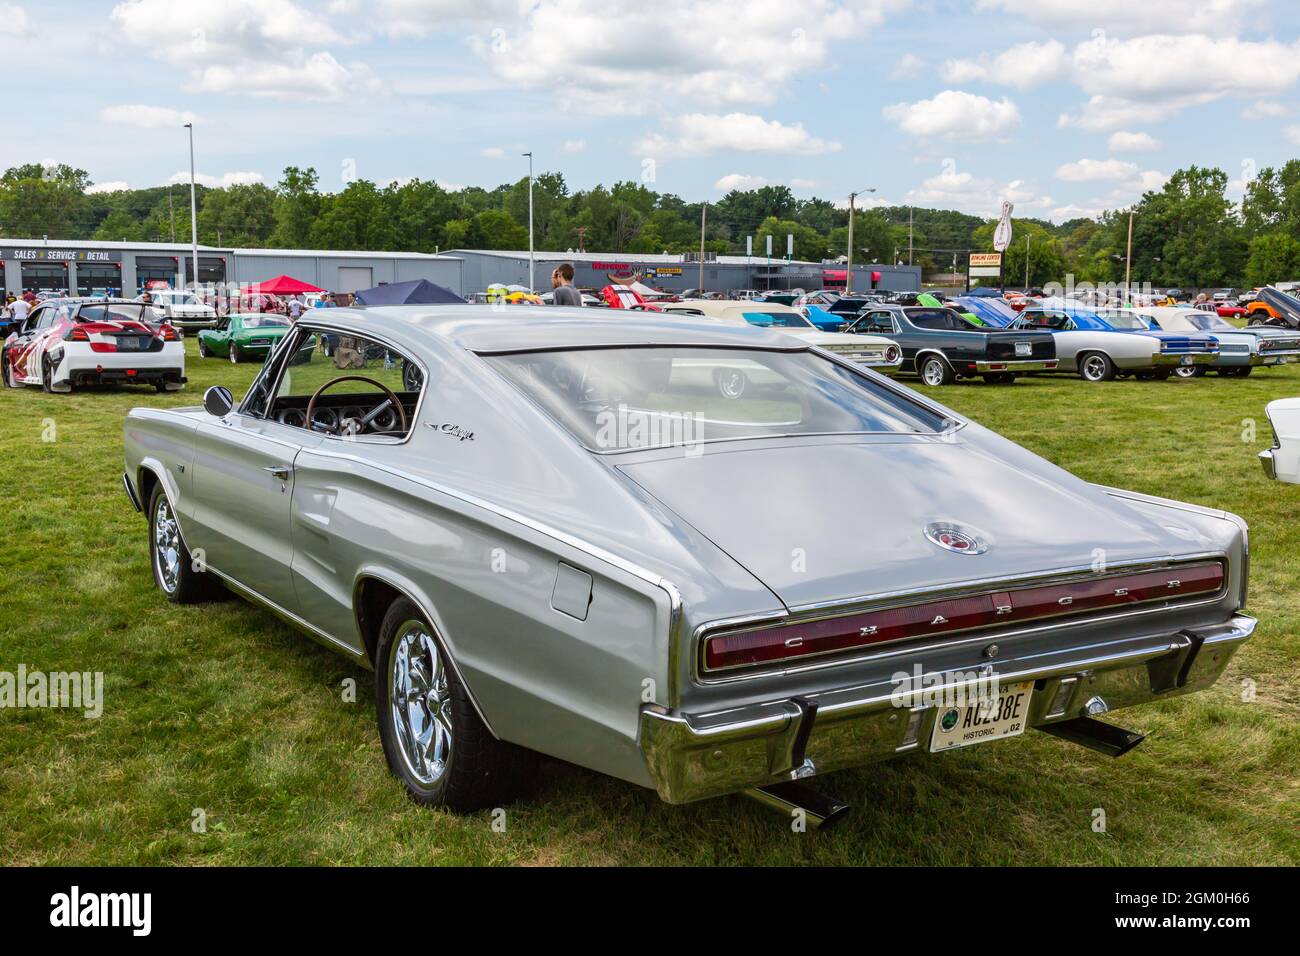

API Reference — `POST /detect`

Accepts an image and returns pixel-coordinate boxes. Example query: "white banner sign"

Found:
[993,201,1014,253]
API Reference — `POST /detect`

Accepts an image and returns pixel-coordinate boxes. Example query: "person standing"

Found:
[550,263,583,306]
[10,294,30,324]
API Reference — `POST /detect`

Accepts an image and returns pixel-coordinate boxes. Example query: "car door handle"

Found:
[264,466,293,481]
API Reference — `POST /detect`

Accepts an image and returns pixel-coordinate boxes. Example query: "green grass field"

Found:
[1,339,1297,865]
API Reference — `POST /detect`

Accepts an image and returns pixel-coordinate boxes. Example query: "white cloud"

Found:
[430,0,910,112]
[790,178,817,189]
[86,181,131,194]
[973,0,1265,35]
[714,173,770,191]
[904,169,1050,218]
[110,0,374,101]
[1244,100,1288,120]
[563,139,586,153]
[1056,158,1140,183]
[1107,130,1160,153]
[635,113,840,158]
[166,170,265,188]
[940,40,1067,89]
[1059,34,1300,128]
[1,3,30,35]
[481,147,505,158]
[99,104,197,129]
[891,53,923,79]
[884,90,1021,141]
[1286,127,1300,146]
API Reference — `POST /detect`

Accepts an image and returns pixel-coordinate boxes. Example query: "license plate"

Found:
[115,336,144,351]
[1014,342,1031,357]
[930,680,1033,752]
[1181,355,1193,365]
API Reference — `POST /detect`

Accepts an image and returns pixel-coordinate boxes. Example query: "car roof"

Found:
[35,297,143,307]
[303,304,806,354]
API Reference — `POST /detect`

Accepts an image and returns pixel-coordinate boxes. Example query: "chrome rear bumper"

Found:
[639,614,1255,804]
[1152,352,1219,366]
[973,358,1057,372]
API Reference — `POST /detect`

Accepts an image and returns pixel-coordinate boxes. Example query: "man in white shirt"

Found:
[287,295,304,320]
[11,297,30,323]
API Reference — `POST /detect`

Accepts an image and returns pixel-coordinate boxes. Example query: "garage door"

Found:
[337,267,373,293]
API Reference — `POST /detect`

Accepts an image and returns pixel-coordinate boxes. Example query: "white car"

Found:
[2,297,185,393]
[1138,305,1300,377]
[138,289,218,331]
[1260,398,1300,483]
[660,299,903,371]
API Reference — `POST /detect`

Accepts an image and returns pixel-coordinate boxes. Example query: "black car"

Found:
[845,304,1057,385]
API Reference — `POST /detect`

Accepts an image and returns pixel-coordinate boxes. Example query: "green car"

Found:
[196,313,315,364]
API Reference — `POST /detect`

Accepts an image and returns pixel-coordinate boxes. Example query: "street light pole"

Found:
[1124,209,1135,305]
[845,187,875,296]
[184,123,198,295]
[522,152,534,292]
[1024,234,1031,289]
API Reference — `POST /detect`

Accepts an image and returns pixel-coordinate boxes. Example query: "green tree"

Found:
[971,219,1066,288]
[466,209,528,250]
[0,163,90,237]
[198,183,276,246]
[307,180,398,250]
[1245,232,1300,285]
[270,166,321,247]
[754,216,826,262]
[91,209,144,242]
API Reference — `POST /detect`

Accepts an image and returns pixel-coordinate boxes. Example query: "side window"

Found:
[262,327,425,438]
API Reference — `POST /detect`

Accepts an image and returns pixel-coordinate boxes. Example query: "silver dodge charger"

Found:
[122,306,1255,826]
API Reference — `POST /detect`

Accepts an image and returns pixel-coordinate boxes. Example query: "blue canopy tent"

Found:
[354,279,465,306]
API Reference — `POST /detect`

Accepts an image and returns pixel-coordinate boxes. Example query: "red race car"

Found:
[2,297,185,393]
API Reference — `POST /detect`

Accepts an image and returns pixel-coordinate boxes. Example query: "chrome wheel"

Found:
[388,620,453,788]
[1081,355,1107,381]
[152,495,182,594]
[1173,364,1200,379]
[921,358,946,386]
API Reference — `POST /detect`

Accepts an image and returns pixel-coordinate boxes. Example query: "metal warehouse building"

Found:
[448,248,921,295]
[0,238,463,297]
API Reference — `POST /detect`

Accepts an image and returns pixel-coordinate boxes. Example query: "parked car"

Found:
[1009,307,1219,381]
[843,304,1057,384]
[1241,287,1300,327]
[197,312,315,364]
[660,299,902,371]
[800,304,847,332]
[1259,398,1300,482]
[2,297,183,392]
[1137,306,1300,377]
[122,304,1255,822]
[138,289,218,331]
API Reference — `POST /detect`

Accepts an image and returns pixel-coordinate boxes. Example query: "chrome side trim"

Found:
[208,565,369,664]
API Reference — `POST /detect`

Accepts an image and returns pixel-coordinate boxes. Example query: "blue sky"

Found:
[10,0,1300,222]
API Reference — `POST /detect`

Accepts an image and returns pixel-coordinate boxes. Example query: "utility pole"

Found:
[1124,209,1135,305]
[576,226,587,253]
[908,206,914,266]
[698,203,707,291]
[846,187,875,296]
[184,123,198,295]
[167,185,175,243]
[522,152,534,292]
[1024,234,1031,289]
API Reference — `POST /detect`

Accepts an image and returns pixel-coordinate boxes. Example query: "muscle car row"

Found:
[118,303,1257,824]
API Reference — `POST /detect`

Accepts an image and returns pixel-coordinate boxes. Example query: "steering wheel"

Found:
[304,375,409,436]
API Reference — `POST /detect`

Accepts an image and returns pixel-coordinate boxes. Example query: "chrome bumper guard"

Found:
[1247,351,1300,365]
[1258,449,1277,480]
[1152,352,1219,367]
[639,614,1255,804]
[973,359,1058,372]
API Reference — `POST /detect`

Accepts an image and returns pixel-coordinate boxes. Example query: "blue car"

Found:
[800,304,847,332]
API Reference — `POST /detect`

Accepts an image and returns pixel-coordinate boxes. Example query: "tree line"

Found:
[4,161,1300,288]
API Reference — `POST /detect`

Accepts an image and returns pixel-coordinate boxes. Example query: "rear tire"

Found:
[918,354,955,386]
[1174,365,1206,379]
[229,343,241,364]
[197,339,209,358]
[1078,351,1116,382]
[147,483,222,604]
[375,598,538,811]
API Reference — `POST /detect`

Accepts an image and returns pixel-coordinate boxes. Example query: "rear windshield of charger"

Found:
[484,346,951,452]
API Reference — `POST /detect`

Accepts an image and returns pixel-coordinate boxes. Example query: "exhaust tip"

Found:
[743,781,852,830]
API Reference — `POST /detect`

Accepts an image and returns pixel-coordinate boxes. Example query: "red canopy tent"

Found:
[241,274,325,295]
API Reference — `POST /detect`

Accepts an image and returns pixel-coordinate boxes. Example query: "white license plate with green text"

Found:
[930,680,1033,752]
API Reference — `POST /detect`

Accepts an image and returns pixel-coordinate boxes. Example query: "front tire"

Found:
[197,339,209,358]
[918,355,955,386]
[1174,365,1206,379]
[148,483,222,604]
[375,598,537,811]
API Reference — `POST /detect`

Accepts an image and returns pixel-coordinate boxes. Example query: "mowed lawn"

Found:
[1,337,1297,866]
